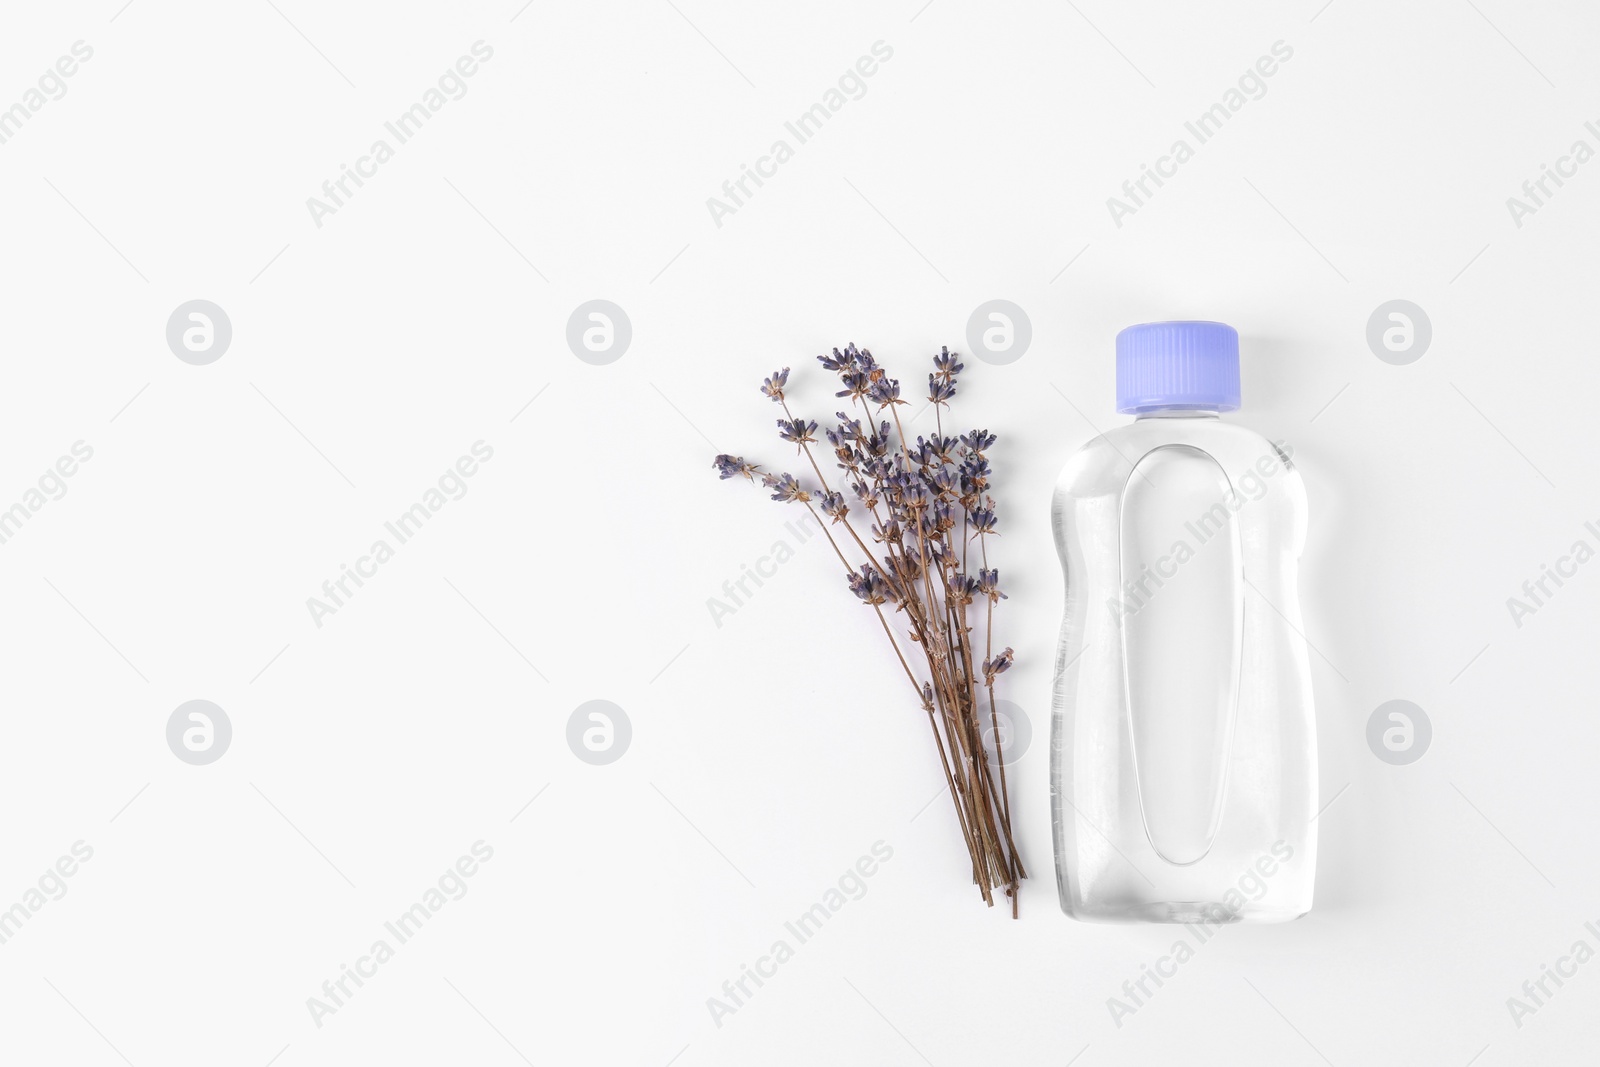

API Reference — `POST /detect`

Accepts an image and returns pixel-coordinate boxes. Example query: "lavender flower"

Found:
[819,489,849,522]
[847,564,898,605]
[761,367,790,403]
[895,476,929,510]
[713,454,760,481]
[863,424,893,459]
[962,429,997,453]
[830,413,864,440]
[850,479,879,509]
[933,346,963,382]
[948,574,980,605]
[713,345,1023,914]
[895,549,921,583]
[764,472,811,503]
[961,453,992,491]
[818,345,859,372]
[835,371,871,400]
[982,647,1015,686]
[777,416,818,447]
[867,376,904,409]
[977,568,1006,602]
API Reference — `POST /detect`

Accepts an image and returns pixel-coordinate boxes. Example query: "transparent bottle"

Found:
[1050,321,1316,923]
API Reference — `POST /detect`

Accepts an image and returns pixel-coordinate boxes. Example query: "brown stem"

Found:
[776,388,1018,909]
[800,495,983,884]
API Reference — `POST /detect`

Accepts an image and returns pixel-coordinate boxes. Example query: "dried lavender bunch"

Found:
[714,344,1025,914]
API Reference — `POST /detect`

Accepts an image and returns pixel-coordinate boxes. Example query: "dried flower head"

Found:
[868,376,904,410]
[982,647,1015,686]
[818,345,858,372]
[846,563,899,605]
[977,568,1006,602]
[713,454,760,481]
[962,429,997,453]
[761,367,790,403]
[777,416,818,448]
[763,472,811,503]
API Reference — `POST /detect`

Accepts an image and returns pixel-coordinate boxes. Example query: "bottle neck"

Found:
[1134,407,1222,420]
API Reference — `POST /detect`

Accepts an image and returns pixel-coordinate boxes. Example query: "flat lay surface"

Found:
[1,1,1597,1064]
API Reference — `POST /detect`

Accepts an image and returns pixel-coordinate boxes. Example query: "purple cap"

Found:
[1116,321,1240,415]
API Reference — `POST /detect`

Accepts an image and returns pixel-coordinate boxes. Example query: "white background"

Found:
[0,1,1596,1064]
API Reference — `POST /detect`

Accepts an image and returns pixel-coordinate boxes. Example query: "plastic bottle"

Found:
[1050,321,1316,923]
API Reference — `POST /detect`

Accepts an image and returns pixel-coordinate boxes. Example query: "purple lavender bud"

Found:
[867,376,902,409]
[982,647,1015,685]
[835,371,870,399]
[933,346,963,381]
[777,417,818,446]
[818,346,856,372]
[846,563,897,605]
[713,454,760,481]
[962,429,997,453]
[819,490,849,522]
[766,473,811,503]
[761,367,790,402]
[977,568,1006,601]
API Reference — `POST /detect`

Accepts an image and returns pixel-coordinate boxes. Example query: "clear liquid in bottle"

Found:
[1050,321,1317,923]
